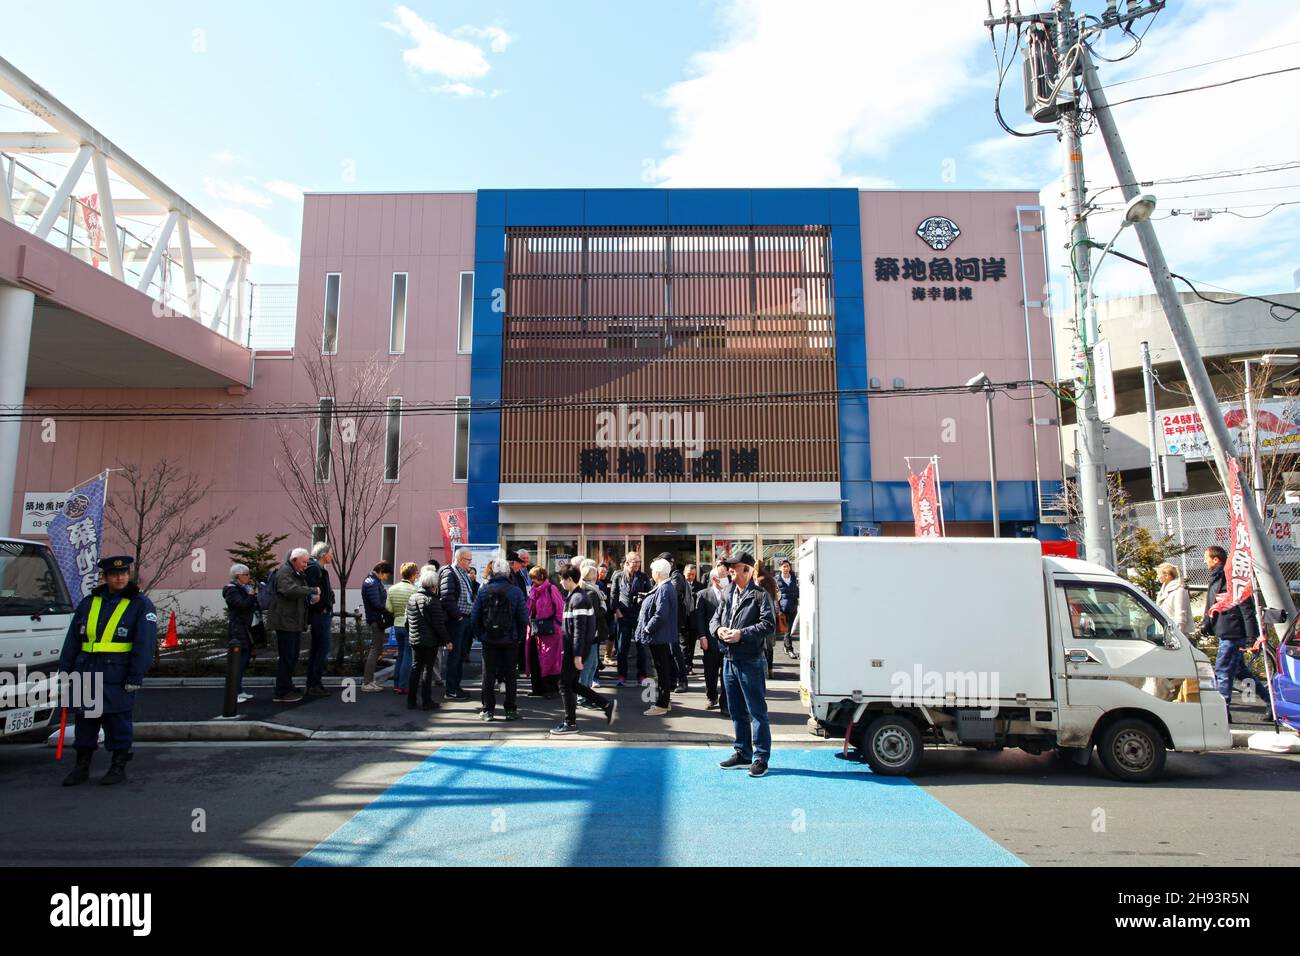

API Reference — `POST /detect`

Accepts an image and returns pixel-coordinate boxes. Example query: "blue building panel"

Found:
[835,296,865,337]
[835,364,868,392]
[475,190,507,226]
[830,224,862,262]
[470,336,503,372]
[666,189,752,226]
[750,188,831,225]
[838,398,870,444]
[474,261,505,300]
[829,188,860,225]
[833,265,863,299]
[504,189,586,226]
[470,365,501,401]
[472,296,502,337]
[584,189,669,226]
[474,226,505,263]
[469,408,500,448]
[842,480,874,523]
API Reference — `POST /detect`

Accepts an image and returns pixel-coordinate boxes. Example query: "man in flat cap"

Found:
[57,555,158,786]
[709,552,776,778]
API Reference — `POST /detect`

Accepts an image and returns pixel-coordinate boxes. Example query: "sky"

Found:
[2,0,1297,309]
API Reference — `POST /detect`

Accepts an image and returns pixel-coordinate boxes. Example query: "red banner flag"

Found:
[438,508,468,565]
[1211,458,1254,614]
[909,460,942,538]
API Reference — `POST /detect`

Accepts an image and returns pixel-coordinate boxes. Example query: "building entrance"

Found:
[643,535,696,571]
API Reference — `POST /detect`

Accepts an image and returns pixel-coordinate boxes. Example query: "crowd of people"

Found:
[225,544,797,777]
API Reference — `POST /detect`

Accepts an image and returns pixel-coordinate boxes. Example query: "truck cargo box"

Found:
[800,537,1053,703]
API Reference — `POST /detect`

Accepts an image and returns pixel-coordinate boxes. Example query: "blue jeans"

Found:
[723,657,771,762]
[445,618,469,694]
[306,612,331,689]
[616,615,647,680]
[1215,637,1269,710]
[392,626,411,689]
[580,644,601,686]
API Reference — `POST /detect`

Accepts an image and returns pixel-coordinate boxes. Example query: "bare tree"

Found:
[1160,361,1300,502]
[104,458,237,596]
[274,343,420,669]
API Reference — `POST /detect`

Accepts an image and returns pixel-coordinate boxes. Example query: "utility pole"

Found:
[1140,340,1166,532]
[1079,43,1298,625]
[985,0,1115,567]
[1056,0,1114,570]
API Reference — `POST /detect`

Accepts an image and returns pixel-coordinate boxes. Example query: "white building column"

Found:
[0,284,35,537]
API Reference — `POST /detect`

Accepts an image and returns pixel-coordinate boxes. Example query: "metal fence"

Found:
[246,282,297,350]
[1129,491,1300,593]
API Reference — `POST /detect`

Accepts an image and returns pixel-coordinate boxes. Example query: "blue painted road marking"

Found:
[298,747,1023,867]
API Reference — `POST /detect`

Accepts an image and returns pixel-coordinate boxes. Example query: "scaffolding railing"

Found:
[1130,491,1300,594]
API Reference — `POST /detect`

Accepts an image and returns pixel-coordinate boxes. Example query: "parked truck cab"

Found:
[0,538,76,740]
[798,537,1228,783]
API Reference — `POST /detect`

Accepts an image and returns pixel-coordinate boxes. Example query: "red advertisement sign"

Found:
[908,460,942,538]
[1210,458,1254,614]
[438,508,467,564]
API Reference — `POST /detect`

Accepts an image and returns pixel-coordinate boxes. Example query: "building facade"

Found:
[10,187,1063,606]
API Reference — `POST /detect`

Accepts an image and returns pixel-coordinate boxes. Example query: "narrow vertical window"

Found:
[315,397,334,482]
[322,273,341,354]
[457,271,474,353]
[385,397,402,482]
[454,396,470,482]
[389,272,408,354]
[312,525,328,546]
[381,525,397,571]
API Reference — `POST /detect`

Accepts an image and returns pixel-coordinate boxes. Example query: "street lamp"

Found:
[967,371,999,538]
[1086,193,1158,328]
[1238,353,1300,513]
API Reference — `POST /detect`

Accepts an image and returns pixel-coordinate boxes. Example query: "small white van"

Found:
[798,537,1229,782]
[0,538,75,739]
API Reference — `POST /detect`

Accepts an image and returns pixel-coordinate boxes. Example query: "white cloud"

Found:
[264,179,305,201]
[210,150,241,164]
[383,5,511,86]
[971,0,1300,297]
[207,207,298,269]
[455,24,512,54]
[203,176,271,208]
[434,82,485,98]
[650,0,985,187]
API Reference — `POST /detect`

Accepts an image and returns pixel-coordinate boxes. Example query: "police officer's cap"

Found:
[98,555,134,573]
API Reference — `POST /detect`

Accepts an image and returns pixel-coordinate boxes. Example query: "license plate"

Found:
[3,708,36,735]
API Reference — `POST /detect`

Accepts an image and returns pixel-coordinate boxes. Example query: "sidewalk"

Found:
[126,650,820,743]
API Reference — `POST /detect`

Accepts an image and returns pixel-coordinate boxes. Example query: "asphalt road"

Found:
[1,738,1295,867]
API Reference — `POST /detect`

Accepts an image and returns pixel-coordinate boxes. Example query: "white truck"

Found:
[0,537,76,740]
[798,536,1230,782]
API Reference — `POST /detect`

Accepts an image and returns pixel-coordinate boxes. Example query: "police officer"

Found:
[58,555,158,786]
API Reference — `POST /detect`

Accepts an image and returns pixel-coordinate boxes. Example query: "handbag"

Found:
[776,612,789,635]
[530,584,557,636]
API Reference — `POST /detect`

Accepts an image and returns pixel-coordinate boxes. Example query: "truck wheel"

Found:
[1096,718,1166,783]
[860,714,923,776]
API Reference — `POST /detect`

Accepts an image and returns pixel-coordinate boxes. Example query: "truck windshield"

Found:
[0,542,75,616]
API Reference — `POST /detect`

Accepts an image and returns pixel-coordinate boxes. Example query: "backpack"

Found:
[481,587,515,645]
[256,569,277,612]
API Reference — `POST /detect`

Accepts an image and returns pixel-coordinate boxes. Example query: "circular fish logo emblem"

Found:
[917,216,961,251]
[64,494,91,520]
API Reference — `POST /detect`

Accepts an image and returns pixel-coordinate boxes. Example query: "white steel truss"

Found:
[0,54,251,338]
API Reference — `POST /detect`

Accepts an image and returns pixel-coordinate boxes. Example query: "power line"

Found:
[1093,181,1300,205]
[1095,65,1300,110]
[1099,38,1300,89]
[1098,245,1300,321]
[1088,160,1300,205]
[0,380,1047,423]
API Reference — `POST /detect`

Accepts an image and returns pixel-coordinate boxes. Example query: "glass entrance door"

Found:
[643,536,696,570]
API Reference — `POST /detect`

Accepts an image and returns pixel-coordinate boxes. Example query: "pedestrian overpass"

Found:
[0,54,256,535]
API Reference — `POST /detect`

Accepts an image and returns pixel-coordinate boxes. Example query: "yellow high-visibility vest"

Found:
[81,595,133,653]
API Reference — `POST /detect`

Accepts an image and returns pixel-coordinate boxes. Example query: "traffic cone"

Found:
[164,611,178,648]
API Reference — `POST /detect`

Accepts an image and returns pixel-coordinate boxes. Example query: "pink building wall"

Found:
[12,192,476,601]
[859,190,1061,488]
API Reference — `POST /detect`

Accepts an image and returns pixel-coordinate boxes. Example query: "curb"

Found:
[1230,728,1299,749]
[45,721,826,745]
